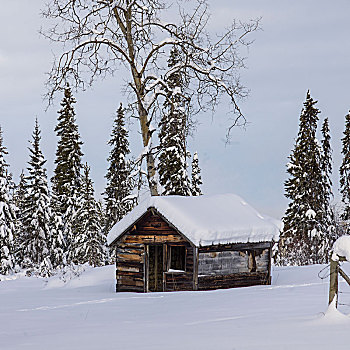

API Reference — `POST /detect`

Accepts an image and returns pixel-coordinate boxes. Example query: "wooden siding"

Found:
[198,242,272,290]
[116,242,144,292]
[198,251,249,275]
[198,272,270,290]
[115,211,195,292]
[114,209,272,292]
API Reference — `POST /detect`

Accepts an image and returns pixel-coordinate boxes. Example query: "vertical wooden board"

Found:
[144,244,149,292]
[194,247,198,290]
[163,244,167,291]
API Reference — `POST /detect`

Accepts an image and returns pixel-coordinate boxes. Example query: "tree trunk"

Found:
[115,4,159,196]
[138,103,159,196]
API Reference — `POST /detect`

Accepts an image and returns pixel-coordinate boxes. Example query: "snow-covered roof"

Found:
[107,194,281,247]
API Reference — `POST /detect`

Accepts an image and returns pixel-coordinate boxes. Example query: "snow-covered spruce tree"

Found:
[277,92,332,265]
[49,192,65,269]
[104,104,135,234]
[0,127,16,275]
[319,118,337,252]
[52,85,83,259]
[158,47,191,196]
[13,170,28,264]
[340,111,350,224]
[191,152,203,196]
[51,86,82,214]
[49,217,65,269]
[52,85,83,214]
[14,171,27,218]
[18,120,52,275]
[71,163,105,267]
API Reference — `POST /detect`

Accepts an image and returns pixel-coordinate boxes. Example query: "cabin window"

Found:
[168,246,186,271]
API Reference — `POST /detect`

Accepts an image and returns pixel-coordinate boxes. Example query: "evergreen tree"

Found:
[320,118,336,251]
[13,170,28,264]
[158,46,191,196]
[19,119,52,274]
[49,193,65,269]
[104,104,135,233]
[71,163,105,267]
[340,111,350,223]
[52,85,83,257]
[61,195,79,264]
[0,127,16,275]
[52,84,83,216]
[14,171,27,216]
[278,92,332,265]
[191,152,203,196]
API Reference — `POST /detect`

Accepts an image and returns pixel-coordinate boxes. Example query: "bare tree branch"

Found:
[42,0,260,194]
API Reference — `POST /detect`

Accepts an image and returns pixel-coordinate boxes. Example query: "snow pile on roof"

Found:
[332,235,350,261]
[107,194,281,246]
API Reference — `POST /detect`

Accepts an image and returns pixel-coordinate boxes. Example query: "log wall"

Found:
[198,242,272,290]
[115,211,195,292]
[114,209,272,292]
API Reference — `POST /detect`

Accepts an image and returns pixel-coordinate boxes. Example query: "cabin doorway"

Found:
[147,245,164,292]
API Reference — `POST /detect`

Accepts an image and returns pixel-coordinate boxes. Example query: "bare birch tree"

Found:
[41,0,260,195]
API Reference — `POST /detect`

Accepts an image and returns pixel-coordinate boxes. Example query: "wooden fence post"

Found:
[329,259,339,306]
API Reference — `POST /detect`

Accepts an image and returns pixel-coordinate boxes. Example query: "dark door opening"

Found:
[148,245,164,292]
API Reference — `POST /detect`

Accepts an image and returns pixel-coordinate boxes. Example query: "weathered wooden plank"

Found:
[116,247,144,255]
[164,242,192,247]
[198,242,272,253]
[116,270,144,278]
[116,260,143,270]
[164,273,193,282]
[194,247,199,291]
[138,224,174,231]
[117,265,141,273]
[117,253,143,263]
[116,284,144,293]
[124,234,186,244]
[134,229,184,236]
[118,242,144,249]
[117,276,144,287]
[198,272,269,290]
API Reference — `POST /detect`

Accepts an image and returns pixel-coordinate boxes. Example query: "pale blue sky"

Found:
[1,0,350,219]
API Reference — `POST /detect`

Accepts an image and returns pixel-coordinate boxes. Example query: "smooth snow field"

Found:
[1,264,350,350]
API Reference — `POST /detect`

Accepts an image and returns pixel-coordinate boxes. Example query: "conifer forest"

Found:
[0,0,350,277]
[0,82,205,276]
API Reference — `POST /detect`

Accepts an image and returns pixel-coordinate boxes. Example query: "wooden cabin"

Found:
[107,194,280,292]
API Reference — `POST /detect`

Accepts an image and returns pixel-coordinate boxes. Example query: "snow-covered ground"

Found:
[1,264,350,350]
